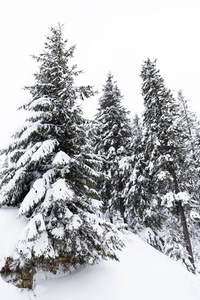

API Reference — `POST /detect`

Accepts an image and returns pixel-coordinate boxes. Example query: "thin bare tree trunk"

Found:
[169,167,195,272]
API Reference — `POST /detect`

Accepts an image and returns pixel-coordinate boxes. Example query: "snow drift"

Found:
[0,208,200,300]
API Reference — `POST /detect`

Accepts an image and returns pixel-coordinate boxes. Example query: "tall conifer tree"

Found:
[0,25,122,278]
[125,59,199,271]
[94,73,132,222]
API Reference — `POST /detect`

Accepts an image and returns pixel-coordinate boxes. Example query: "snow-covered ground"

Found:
[0,207,200,300]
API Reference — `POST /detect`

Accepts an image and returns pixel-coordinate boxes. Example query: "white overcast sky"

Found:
[0,0,200,148]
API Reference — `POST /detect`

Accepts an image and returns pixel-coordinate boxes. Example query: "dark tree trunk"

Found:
[169,167,195,272]
[119,197,126,222]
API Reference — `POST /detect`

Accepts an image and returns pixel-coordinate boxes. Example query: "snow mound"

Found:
[0,208,200,300]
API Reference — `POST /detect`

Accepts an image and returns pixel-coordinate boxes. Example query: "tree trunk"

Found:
[119,197,126,223]
[169,167,195,272]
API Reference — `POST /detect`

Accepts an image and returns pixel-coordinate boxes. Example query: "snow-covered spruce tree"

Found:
[0,25,123,279]
[176,90,200,199]
[124,113,164,246]
[131,114,143,143]
[94,73,132,223]
[176,90,200,268]
[125,59,199,271]
[176,90,200,194]
[176,90,199,159]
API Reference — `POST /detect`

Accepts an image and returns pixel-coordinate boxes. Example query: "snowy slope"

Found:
[0,208,200,300]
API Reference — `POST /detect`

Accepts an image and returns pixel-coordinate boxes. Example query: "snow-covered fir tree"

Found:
[0,25,123,278]
[131,114,143,144]
[176,90,200,268]
[94,73,132,223]
[123,113,154,235]
[175,90,200,198]
[124,59,200,272]
[124,114,163,243]
[176,90,199,158]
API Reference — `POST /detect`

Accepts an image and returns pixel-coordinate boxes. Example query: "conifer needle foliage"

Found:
[0,25,123,276]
